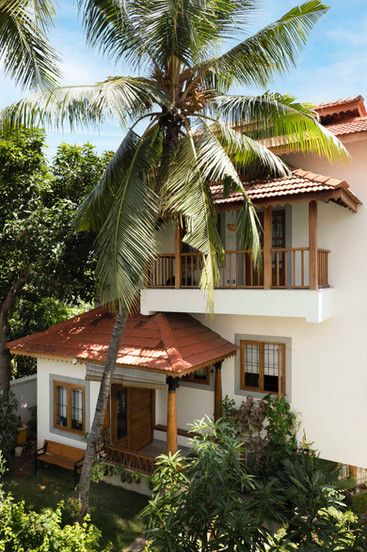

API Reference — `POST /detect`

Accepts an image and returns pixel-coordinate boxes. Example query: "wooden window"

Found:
[53,381,86,434]
[240,340,285,396]
[183,367,210,385]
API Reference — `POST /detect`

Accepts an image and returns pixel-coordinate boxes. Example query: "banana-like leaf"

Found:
[198,1,329,88]
[210,93,349,163]
[1,76,168,130]
[0,0,60,89]
[85,126,162,311]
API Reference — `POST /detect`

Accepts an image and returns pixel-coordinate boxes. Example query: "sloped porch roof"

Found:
[7,307,236,377]
[211,168,361,212]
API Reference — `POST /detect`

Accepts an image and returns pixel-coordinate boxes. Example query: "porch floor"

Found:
[138,439,191,458]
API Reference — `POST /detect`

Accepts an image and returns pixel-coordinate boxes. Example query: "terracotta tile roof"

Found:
[211,168,361,211]
[7,308,236,376]
[322,116,367,137]
[315,96,364,112]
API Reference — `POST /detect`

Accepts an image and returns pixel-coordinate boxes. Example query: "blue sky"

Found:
[1,0,366,156]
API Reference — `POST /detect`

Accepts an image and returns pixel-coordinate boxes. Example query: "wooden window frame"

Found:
[239,340,286,396]
[183,367,210,385]
[53,380,86,435]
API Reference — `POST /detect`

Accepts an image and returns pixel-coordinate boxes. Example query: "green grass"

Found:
[5,465,148,550]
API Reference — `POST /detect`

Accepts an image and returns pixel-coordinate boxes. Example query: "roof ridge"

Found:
[154,313,192,373]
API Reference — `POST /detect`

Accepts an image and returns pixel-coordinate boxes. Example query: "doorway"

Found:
[110,385,155,452]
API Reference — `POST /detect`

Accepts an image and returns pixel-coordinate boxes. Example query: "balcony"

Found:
[141,201,334,323]
[146,247,330,290]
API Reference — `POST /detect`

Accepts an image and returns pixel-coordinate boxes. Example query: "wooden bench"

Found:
[35,440,84,481]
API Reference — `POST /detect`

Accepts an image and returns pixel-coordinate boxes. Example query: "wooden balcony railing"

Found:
[146,247,330,290]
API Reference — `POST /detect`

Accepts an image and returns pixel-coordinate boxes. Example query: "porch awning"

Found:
[7,308,237,378]
[211,168,361,212]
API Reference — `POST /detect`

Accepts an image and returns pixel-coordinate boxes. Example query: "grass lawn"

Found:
[4,464,148,551]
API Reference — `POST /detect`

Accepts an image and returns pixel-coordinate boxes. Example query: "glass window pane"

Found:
[192,367,208,382]
[244,344,260,388]
[264,344,280,393]
[71,389,84,431]
[56,386,68,427]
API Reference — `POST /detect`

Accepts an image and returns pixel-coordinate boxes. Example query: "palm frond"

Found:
[193,121,264,260]
[78,0,153,69]
[83,126,162,311]
[198,1,328,88]
[1,76,168,130]
[162,131,224,310]
[198,117,290,181]
[0,0,60,89]
[209,93,349,162]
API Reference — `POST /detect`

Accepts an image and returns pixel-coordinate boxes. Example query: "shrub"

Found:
[0,452,109,551]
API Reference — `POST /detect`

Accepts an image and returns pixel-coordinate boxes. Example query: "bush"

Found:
[0,452,109,551]
[143,402,367,551]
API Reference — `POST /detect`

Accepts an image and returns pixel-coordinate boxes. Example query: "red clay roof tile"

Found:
[7,308,236,376]
[211,168,360,210]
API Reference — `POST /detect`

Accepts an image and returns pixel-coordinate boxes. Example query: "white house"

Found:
[8,95,367,484]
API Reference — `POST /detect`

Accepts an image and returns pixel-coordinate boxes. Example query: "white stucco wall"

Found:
[37,359,100,450]
[10,374,37,423]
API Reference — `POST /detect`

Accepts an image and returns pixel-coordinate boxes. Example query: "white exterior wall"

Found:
[10,374,37,423]
[37,358,99,450]
[142,138,367,470]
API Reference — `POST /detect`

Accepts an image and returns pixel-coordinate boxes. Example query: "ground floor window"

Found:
[182,367,210,385]
[240,340,286,396]
[53,381,86,434]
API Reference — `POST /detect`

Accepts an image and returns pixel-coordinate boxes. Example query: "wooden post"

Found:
[166,376,179,454]
[263,206,273,289]
[214,362,223,421]
[309,201,318,290]
[175,224,182,289]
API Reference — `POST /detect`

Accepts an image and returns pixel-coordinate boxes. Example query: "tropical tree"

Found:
[0,0,59,88]
[2,0,348,514]
[0,131,109,391]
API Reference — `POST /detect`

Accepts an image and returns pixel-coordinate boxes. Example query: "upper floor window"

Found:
[239,340,285,396]
[53,381,85,434]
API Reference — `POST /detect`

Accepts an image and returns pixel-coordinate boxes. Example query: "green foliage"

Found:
[0,495,107,551]
[0,391,17,461]
[0,450,108,551]
[0,129,110,378]
[144,404,367,551]
[0,0,59,89]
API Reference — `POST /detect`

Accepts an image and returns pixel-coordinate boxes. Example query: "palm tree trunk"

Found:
[78,310,126,516]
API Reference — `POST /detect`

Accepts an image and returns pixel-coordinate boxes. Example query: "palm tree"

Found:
[0,0,59,88]
[2,0,348,514]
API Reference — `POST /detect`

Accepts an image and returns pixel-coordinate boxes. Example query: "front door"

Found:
[111,385,154,452]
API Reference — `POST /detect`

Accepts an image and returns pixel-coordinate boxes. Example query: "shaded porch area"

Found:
[85,310,237,472]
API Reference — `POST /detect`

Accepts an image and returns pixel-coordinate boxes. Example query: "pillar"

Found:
[174,223,182,289]
[214,362,223,421]
[309,201,318,290]
[263,206,273,289]
[166,376,180,454]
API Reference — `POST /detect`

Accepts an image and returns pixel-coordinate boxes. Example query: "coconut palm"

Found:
[2,0,348,514]
[0,0,59,89]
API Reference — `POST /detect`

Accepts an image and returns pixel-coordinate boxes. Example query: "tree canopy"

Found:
[0,129,111,386]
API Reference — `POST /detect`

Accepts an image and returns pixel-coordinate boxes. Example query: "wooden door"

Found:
[111,385,128,449]
[128,388,154,451]
[272,210,286,286]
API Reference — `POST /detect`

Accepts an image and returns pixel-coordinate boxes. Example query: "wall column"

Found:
[309,201,318,290]
[214,362,223,421]
[166,376,180,454]
[174,223,182,289]
[263,206,273,289]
